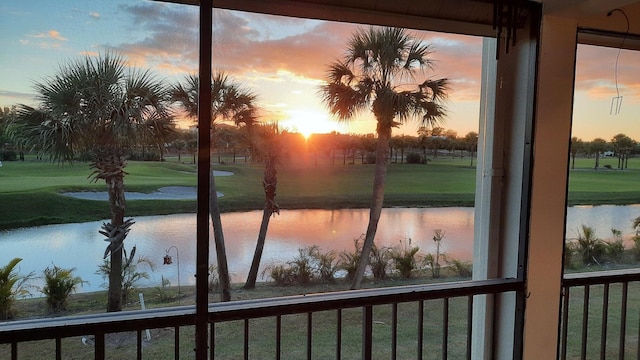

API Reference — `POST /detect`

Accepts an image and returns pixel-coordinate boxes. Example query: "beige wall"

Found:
[523,14,577,360]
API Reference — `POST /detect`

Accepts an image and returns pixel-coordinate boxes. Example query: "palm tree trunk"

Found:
[106,175,126,312]
[351,127,391,290]
[244,206,274,289]
[209,172,231,301]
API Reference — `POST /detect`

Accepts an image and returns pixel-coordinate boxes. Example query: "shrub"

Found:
[0,258,34,320]
[563,240,577,269]
[154,276,177,303]
[288,247,316,285]
[406,152,425,164]
[633,236,640,261]
[263,246,321,286]
[604,239,625,263]
[262,264,297,286]
[339,236,363,282]
[311,247,339,283]
[1,150,17,161]
[97,245,155,304]
[390,239,420,279]
[369,244,391,280]
[41,265,86,313]
[447,259,472,278]
[574,225,606,266]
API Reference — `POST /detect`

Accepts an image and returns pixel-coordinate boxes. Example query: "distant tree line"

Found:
[570,135,639,170]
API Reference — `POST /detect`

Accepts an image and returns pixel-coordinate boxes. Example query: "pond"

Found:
[1,205,639,293]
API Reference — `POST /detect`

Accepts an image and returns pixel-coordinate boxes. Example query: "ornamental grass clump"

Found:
[390,239,420,279]
[0,258,33,320]
[42,265,86,313]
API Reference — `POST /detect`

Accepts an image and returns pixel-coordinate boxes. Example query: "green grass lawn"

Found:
[0,155,639,229]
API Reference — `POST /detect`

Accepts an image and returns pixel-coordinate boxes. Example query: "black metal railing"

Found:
[560,268,640,360]
[0,278,521,359]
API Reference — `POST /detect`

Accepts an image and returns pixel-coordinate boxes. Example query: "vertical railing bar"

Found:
[466,295,473,360]
[244,319,249,360]
[307,312,313,360]
[363,306,373,360]
[600,283,610,360]
[442,298,449,360]
[276,315,282,360]
[392,303,398,360]
[418,300,424,360]
[136,330,142,360]
[618,282,628,360]
[11,342,17,360]
[95,332,105,360]
[581,285,590,360]
[561,286,570,360]
[174,326,180,360]
[336,309,342,360]
[56,337,61,360]
[210,323,215,360]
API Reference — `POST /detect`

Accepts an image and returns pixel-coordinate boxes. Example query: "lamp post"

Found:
[163,245,180,304]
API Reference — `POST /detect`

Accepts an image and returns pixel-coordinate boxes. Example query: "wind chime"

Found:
[493,0,527,59]
[607,8,630,115]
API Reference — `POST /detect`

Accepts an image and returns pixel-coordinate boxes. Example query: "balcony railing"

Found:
[1,278,521,360]
[560,268,640,360]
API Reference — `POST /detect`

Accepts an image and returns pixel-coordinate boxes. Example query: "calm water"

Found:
[1,205,639,293]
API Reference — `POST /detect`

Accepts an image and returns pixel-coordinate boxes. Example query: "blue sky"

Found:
[1,0,638,140]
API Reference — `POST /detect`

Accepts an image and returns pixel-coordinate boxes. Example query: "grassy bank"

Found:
[0,155,639,229]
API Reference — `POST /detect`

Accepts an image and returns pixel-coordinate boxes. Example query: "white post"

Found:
[139,293,152,341]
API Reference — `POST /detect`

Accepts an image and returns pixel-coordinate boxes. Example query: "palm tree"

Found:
[171,72,257,301]
[570,137,584,169]
[319,27,448,289]
[243,123,287,289]
[463,131,479,167]
[10,52,173,312]
[589,138,608,170]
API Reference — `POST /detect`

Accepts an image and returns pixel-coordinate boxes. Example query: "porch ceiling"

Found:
[160,0,640,49]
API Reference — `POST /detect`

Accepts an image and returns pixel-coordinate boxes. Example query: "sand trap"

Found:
[63,170,233,200]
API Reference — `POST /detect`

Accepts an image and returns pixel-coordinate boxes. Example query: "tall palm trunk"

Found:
[351,126,391,289]
[210,172,231,301]
[244,206,274,289]
[244,156,278,289]
[99,150,127,312]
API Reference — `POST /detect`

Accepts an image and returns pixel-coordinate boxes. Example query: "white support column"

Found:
[523,15,577,360]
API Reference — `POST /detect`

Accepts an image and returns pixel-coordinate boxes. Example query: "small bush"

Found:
[263,246,323,286]
[633,236,640,261]
[154,276,177,303]
[369,244,390,280]
[390,239,420,279]
[42,265,86,313]
[0,258,34,320]
[263,264,297,286]
[97,245,155,304]
[574,225,606,266]
[604,239,625,263]
[405,152,425,164]
[1,150,17,161]
[339,236,363,282]
[447,259,472,278]
[311,248,339,283]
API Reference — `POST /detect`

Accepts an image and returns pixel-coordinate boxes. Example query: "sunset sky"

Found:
[1,0,638,141]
